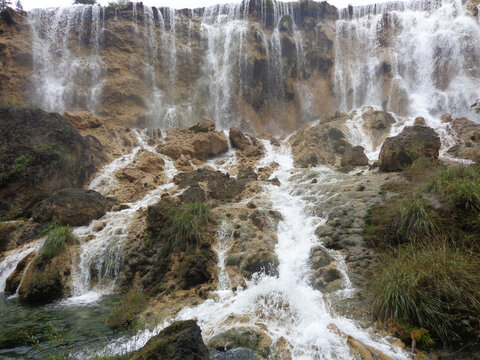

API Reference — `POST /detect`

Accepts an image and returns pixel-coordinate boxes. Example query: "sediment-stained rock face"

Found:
[0,1,338,134]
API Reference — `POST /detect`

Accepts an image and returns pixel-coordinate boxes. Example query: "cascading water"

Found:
[101,140,408,359]
[70,130,179,303]
[0,240,42,293]
[334,0,480,157]
[29,5,105,113]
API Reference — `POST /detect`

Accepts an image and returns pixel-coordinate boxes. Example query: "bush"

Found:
[365,198,441,248]
[169,202,212,249]
[427,166,480,213]
[14,155,30,174]
[149,200,212,250]
[40,226,75,262]
[107,276,147,332]
[373,245,480,344]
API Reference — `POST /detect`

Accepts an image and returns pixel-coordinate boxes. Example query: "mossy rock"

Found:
[133,320,209,360]
[207,327,271,358]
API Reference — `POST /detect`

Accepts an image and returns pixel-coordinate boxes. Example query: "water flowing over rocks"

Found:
[1,0,480,358]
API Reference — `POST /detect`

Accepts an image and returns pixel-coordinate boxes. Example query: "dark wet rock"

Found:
[180,254,211,289]
[18,249,72,305]
[414,116,426,126]
[0,106,105,217]
[210,348,260,360]
[237,167,258,182]
[208,178,245,200]
[229,127,252,151]
[207,327,271,358]
[134,320,209,360]
[189,118,216,133]
[249,210,270,230]
[174,168,228,188]
[341,145,369,167]
[379,125,441,172]
[180,186,207,203]
[32,188,114,226]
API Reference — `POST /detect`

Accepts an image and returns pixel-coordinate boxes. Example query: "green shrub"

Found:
[107,276,147,332]
[169,202,212,249]
[150,201,212,250]
[365,198,441,248]
[14,155,30,174]
[40,226,75,262]
[373,245,480,344]
[427,166,480,213]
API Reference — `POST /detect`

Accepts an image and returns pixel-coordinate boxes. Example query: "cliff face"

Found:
[0,0,338,135]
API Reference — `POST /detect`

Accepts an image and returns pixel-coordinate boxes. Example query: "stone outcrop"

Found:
[31,188,114,226]
[134,320,209,360]
[0,106,105,217]
[379,125,441,172]
[289,114,369,168]
[157,120,228,164]
[445,116,480,162]
[361,107,396,151]
[0,2,338,134]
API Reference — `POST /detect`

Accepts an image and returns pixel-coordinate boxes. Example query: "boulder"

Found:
[208,327,271,358]
[379,126,441,172]
[134,320,209,360]
[341,145,369,167]
[289,117,352,167]
[193,131,228,159]
[63,111,103,130]
[189,118,216,133]
[32,188,114,226]
[229,127,252,151]
[0,106,105,217]
[414,116,426,126]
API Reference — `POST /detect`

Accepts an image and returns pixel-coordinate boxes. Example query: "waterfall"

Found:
[334,0,480,120]
[70,130,179,302]
[99,139,409,359]
[0,240,42,293]
[29,5,105,113]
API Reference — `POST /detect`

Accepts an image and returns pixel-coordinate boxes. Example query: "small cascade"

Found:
[102,140,409,359]
[0,239,42,293]
[70,131,178,302]
[29,5,105,113]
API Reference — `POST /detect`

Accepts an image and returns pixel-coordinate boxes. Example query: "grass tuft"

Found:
[40,226,75,262]
[373,244,480,344]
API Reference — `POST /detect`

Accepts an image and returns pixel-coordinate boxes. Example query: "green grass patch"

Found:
[373,244,480,344]
[426,166,480,213]
[107,276,148,332]
[365,198,442,248]
[40,226,75,262]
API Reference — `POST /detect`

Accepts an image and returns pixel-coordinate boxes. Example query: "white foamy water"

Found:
[101,141,409,359]
[0,239,43,293]
[336,0,480,160]
[69,133,178,303]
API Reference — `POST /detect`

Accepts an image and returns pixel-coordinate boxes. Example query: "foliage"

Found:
[107,275,147,332]
[364,197,441,248]
[107,0,128,8]
[373,244,480,344]
[150,201,212,250]
[169,202,212,249]
[40,225,75,262]
[14,155,30,174]
[15,0,21,10]
[426,166,480,213]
